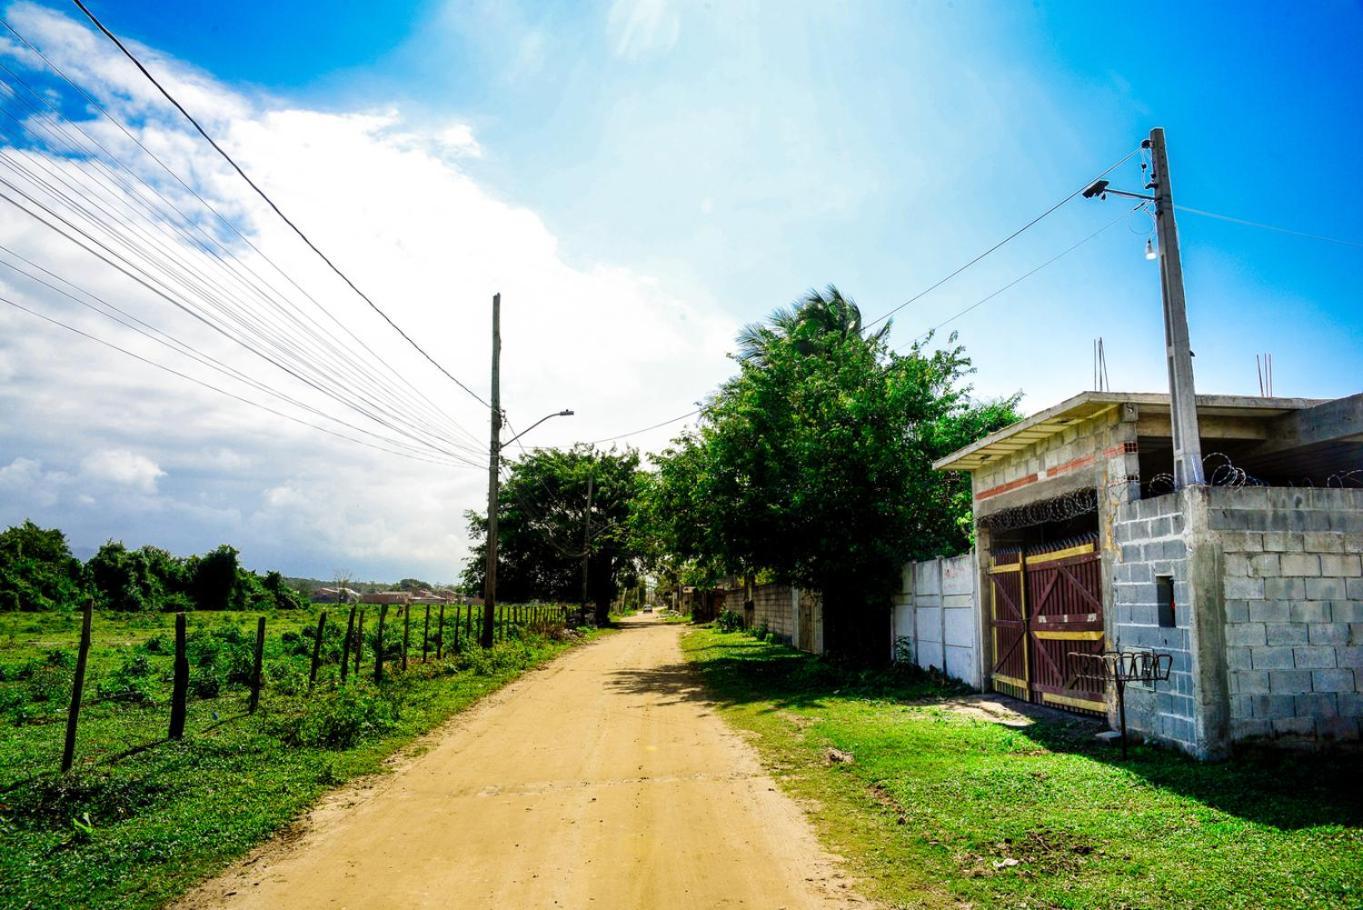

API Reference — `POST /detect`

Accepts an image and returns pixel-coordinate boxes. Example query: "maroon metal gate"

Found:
[989,534,1106,714]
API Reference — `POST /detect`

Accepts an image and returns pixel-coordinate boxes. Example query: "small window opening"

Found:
[1156,576,1176,628]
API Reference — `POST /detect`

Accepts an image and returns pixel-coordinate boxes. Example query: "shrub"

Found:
[95,653,157,705]
[25,663,71,703]
[715,609,744,632]
[186,626,254,685]
[189,673,221,699]
[282,687,399,749]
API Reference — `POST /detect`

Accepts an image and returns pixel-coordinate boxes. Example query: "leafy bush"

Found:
[751,621,770,641]
[282,687,399,749]
[189,672,221,699]
[186,626,254,685]
[25,663,71,704]
[95,652,156,705]
[715,609,744,632]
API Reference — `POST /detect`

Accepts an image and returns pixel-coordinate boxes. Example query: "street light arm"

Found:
[504,409,575,447]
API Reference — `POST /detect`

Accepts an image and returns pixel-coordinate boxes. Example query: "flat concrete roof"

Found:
[933,391,1327,473]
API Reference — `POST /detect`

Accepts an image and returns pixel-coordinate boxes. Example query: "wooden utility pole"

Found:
[581,472,594,623]
[1149,127,1205,487]
[481,293,502,648]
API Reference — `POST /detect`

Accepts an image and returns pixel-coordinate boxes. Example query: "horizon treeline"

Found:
[0,519,307,613]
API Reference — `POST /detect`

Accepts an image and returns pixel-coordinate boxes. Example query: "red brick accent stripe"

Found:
[975,473,1038,501]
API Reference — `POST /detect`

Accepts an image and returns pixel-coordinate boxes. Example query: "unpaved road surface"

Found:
[177,615,864,909]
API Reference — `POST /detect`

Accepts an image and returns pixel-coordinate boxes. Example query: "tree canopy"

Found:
[641,286,1019,655]
[462,445,645,623]
[0,522,307,612]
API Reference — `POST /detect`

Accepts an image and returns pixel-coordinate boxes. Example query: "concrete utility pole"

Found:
[481,293,502,648]
[1149,127,1205,487]
[581,472,594,623]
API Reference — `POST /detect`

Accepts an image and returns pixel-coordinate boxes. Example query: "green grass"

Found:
[0,605,598,910]
[683,626,1363,910]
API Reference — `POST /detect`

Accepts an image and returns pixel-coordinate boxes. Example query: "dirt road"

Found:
[178,614,863,909]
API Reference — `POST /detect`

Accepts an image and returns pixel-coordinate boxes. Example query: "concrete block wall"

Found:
[1209,487,1363,743]
[891,552,981,688]
[717,583,823,654]
[1113,493,1199,753]
[750,582,795,643]
[972,407,1127,498]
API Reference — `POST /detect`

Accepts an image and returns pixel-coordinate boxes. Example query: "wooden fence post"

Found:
[465,603,472,644]
[169,612,188,740]
[341,606,355,684]
[402,604,411,671]
[375,604,388,683]
[61,599,93,773]
[355,609,365,677]
[436,604,445,659]
[453,605,461,652]
[309,611,327,688]
[422,604,431,661]
[248,616,266,714]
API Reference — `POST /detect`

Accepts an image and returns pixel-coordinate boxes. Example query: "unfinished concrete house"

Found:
[898,390,1362,759]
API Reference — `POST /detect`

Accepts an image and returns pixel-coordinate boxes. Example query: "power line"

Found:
[0,172,487,464]
[583,408,701,446]
[0,51,487,455]
[0,294,482,469]
[0,244,482,465]
[0,35,484,448]
[70,0,490,410]
[865,146,1141,329]
[898,212,1128,349]
[1175,204,1363,250]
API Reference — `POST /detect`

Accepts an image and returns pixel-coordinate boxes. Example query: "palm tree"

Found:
[737,285,889,364]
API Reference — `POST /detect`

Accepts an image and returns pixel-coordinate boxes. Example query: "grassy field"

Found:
[0,604,595,910]
[683,626,1363,910]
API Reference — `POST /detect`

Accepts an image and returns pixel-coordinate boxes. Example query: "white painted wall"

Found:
[891,552,981,688]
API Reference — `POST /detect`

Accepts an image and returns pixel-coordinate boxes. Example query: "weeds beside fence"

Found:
[0,601,589,910]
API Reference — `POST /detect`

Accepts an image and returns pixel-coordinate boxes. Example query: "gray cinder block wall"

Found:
[891,553,981,688]
[1211,486,1363,744]
[1113,493,1205,755]
[1114,485,1362,757]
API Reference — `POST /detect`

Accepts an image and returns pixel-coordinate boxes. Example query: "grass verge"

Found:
[0,608,602,910]
[683,626,1362,910]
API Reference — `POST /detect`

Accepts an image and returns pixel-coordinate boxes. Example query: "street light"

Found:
[481,406,574,648]
[1083,129,1204,488]
[504,409,574,447]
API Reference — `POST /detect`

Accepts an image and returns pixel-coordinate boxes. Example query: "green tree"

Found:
[647,286,1018,657]
[0,521,87,611]
[86,542,185,611]
[463,446,644,623]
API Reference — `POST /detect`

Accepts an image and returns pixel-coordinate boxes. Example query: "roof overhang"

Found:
[933,391,1327,473]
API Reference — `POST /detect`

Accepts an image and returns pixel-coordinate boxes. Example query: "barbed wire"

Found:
[980,455,1361,533]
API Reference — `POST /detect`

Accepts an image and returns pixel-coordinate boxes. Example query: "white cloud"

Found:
[435,122,482,157]
[0,3,734,579]
[81,449,166,494]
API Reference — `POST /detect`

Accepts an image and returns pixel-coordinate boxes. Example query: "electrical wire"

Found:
[865,146,1141,328]
[0,56,486,454]
[71,0,491,409]
[582,408,701,445]
[0,244,480,464]
[0,293,483,469]
[1174,204,1363,249]
[897,211,1129,349]
[0,173,488,465]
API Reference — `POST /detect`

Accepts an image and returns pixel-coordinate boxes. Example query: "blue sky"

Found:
[98,0,1362,402]
[0,1,1359,580]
